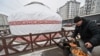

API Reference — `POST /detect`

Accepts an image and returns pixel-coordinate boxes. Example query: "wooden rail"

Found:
[0,30,74,56]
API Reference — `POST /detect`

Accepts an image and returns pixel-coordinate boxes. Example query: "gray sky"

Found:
[0,0,85,15]
[19,0,85,11]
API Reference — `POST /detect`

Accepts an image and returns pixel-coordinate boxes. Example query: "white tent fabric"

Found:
[8,3,62,35]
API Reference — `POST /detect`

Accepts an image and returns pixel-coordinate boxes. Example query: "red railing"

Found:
[0,30,74,56]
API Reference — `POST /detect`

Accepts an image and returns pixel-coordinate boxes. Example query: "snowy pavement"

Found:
[63,27,75,30]
[20,46,100,56]
[20,47,58,56]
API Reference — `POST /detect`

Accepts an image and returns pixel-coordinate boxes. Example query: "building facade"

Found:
[84,0,93,15]
[79,6,85,16]
[58,4,68,20]
[85,0,100,15]
[91,0,100,14]
[0,13,10,35]
[58,0,80,20]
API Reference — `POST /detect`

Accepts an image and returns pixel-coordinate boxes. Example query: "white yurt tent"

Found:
[8,2,62,35]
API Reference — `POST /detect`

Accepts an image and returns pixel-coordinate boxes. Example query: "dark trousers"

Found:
[56,43,71,56]
[62,47,71,56]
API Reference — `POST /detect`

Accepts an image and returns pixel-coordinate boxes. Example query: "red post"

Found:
[29,33,34,52]
[1,37,9,55]
[49,33,52,45]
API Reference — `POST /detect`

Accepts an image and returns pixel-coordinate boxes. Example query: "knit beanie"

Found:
[74,16,82,23]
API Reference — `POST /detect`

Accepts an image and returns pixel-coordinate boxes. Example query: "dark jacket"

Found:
[73,19,100,46]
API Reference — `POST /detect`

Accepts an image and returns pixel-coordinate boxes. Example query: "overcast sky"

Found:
[0,0,85,15]
[19,0,85,11]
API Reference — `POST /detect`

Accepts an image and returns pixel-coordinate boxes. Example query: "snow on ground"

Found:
[63,27,75,30]
[20,47,58,56]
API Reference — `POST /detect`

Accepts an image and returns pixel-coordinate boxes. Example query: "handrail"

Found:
[0,30,74,56]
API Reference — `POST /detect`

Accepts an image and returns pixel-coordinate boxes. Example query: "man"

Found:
[73,16,100,52]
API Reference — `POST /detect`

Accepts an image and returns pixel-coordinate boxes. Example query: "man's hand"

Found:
[85,42,93,48]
